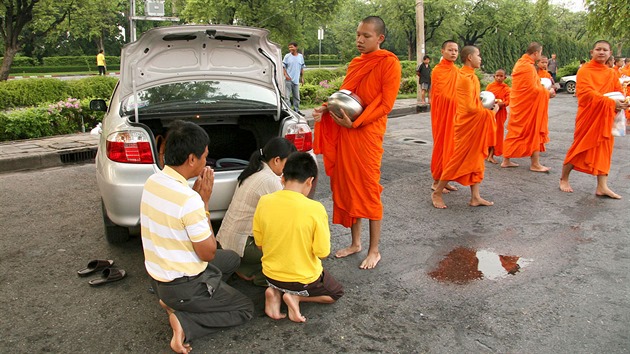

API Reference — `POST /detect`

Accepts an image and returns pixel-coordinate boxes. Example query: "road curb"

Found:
[0,152,63,173]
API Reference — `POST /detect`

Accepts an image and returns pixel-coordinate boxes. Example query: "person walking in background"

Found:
[283,42,305,115]
[312,16,402,270]
[559,40,629,199]
[96,50,106,76]
[548,53,558,81]
[485,69,511,164]
[416,55,432,104]
[501,42,556,172]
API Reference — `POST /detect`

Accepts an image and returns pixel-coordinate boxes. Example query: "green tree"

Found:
[0,0,73,80]
[585,0,629,56]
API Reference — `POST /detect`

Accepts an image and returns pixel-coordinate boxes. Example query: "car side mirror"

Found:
[90,99,108,112]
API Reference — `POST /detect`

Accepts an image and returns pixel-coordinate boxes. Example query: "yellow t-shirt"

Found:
[97,53,106,66]
[253,190,330,284]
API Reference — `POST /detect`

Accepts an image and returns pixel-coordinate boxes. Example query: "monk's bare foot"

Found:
[335,245,361,258]
[445,183,458,191]
[168,312,191,353]
[486,156,498,164]
[359,251,381,269]
[559,179,573,193]
[595,188,621,199]
[530,164,550,173]
[469,197,494,207]
[265,287,287,320]
[282,293,306,323]
[501,160,519,168]
[431,191,447,209]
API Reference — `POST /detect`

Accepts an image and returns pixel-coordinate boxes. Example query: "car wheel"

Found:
[566,81,576,94]
[101,200,131,244]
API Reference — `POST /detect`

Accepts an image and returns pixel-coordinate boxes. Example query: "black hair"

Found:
[441,40,458,49]
[361,16,386,36]
[288,42,298,47]
[237,137,297,186]
[423,55,430,60]
[163,120,209,166]
[282,152,318,183]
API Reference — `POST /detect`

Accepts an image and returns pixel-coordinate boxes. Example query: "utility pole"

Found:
[129,0,180,42]
[318,27,324,68]
[415,0,426,108]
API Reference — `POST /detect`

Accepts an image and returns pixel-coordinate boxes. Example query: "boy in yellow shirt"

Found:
[253,152,344,323]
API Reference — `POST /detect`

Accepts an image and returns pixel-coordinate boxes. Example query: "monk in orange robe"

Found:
[537,56,553,82]
[559,40,629,198]
[432,45,497,209]
[622,58,630,77]
[312,16,401,269]
[430,40,460,193]
[613,58,624,79]
[501,42,556,172]
[485,69,510,163]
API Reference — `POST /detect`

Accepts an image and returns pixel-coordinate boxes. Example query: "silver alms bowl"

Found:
[480,91,496,109]
[540,78,552,90]
[327,89,365,121]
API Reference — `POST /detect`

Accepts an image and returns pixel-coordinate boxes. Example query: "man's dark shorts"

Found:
[266,270,344,301]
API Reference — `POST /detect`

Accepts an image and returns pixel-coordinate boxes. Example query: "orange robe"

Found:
[563,60,622,175]
[485,81,510,156]
[503,54,550,158]
[313,49,401,227]
[430,59,459,181]
[621,65,630,77]
[537,68,552,80]
[440,66,496,185]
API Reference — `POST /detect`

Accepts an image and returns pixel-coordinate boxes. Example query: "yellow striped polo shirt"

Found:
[140,166,211,282]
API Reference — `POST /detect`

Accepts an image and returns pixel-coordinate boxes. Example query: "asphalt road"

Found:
[1,93,629,353]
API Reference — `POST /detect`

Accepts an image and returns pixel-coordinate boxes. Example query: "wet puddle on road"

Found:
[429,247,532,284]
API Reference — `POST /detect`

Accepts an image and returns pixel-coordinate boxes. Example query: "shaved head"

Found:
[495,68,506,75]
[442,40,458,49]
[593,40,611,50]
[526,42,543,55]
[361,16,386,36]
[460,45,478,63]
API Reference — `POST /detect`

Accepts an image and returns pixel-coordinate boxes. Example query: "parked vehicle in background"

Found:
[559,75,576,94]
[91,25,314,244]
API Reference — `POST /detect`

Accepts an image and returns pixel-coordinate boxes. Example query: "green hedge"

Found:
[42,56,121,66]
[0,98,107,141]
[304,59,343,66]
[0,76,117,110]
[306,54,339,60]
[10,65,121,74]
[0,56,38,66]
[557,60,580,78]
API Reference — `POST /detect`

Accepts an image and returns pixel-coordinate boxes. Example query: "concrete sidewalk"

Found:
[0,98,423,174]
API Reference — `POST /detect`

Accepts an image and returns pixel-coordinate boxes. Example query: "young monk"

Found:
[537,56,553,81]
[432,45,498,209]
[613,58,624,78]
[312,16,401,269]
[622,58,630,76]
[559,40,629,199]
[502,42,556,172]
[430,40,460,193]
[485,69,511,164]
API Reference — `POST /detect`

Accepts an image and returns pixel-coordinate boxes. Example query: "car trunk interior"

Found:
[140,114,281,171]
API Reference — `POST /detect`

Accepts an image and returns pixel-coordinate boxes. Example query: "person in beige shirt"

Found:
[216,137,296,285]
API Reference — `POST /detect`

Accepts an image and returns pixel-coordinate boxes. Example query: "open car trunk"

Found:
[140,113,282,171]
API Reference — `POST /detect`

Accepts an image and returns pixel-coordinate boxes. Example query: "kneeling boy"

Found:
[253,152,344,323]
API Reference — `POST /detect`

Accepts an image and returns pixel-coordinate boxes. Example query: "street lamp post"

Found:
[317,27,324,68]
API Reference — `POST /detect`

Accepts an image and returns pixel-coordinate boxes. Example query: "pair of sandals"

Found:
[77,259,126,286]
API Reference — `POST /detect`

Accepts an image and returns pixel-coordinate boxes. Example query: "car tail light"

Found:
[284,123,313,152]
[106,131,154,164]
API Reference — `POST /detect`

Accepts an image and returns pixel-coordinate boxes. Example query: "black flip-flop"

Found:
[88,268,126,286]
[77,259,114,277]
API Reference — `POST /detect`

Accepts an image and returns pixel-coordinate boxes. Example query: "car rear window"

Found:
[122,80,277,114]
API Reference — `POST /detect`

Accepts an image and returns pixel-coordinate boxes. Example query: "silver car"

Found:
[90,25,314,244]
